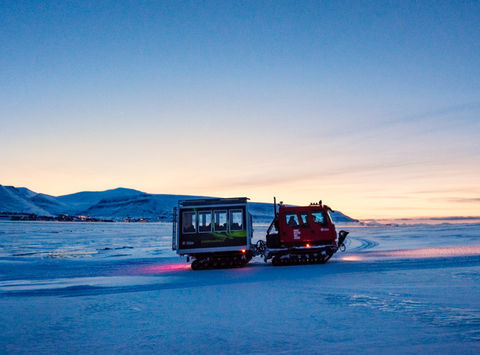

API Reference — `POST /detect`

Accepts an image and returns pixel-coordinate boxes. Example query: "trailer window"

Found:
[312,212,325,225]
[230,210,243,231]
[182,211,197,234]
[214,210,227,232]
[285,213,299,227]
[198,211,212,232]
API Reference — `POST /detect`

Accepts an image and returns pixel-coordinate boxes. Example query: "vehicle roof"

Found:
[179,197,249,207]
[279,204,329,212]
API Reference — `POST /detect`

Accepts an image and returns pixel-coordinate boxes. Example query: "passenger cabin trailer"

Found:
[172,197,253,269]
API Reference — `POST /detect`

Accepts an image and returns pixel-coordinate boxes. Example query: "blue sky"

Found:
[1,0,479,218]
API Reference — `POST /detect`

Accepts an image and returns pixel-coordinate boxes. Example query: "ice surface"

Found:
[0,221,479,353]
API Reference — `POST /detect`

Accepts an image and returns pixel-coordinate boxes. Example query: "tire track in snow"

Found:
[340,245,480,261]
[347,236,379,251]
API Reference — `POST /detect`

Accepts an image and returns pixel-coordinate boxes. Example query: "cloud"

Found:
[206,160,430,190]
[413,188,479,195]
[444,197,480,204]
[336,101,480,138]
[426,196,480,204]
[396,102,480,123]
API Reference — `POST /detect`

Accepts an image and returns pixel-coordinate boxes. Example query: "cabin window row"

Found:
[182,209,244,234]
[284,212,326,227]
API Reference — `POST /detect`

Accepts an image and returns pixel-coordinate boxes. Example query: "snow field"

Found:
[0,221,479,354]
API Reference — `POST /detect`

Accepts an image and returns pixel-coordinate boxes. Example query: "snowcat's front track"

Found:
[257,230,349,266]
[269,245,336,266]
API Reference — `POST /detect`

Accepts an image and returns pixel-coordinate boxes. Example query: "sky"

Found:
[1,0,479,219]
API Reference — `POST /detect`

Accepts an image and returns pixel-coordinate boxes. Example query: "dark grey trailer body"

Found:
[173,197,253,255]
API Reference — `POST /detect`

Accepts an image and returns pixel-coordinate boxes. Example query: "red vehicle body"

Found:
[276,204,337,247]
[261,200,348,265]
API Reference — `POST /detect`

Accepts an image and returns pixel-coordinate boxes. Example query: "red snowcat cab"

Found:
[256,199,349,266]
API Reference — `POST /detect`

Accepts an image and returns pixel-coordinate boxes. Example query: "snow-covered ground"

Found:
[0,221,479,354]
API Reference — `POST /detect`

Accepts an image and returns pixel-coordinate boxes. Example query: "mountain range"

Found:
[0,184,357,223]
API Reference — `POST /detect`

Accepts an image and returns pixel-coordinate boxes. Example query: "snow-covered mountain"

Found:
[0,185,65,216]
[78,192,209,220]
[0,185,358,223]
[56,188,149,215]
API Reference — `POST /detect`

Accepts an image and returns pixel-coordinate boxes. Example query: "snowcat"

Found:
[172,197,348,269]
[256,198,349,265]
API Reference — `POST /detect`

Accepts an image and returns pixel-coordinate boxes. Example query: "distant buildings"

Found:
[0,212,113,222]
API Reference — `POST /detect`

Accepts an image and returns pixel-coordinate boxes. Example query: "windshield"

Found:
[312,212,326,224]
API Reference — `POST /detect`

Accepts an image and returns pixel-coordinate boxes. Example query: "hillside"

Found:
[0,185,58,216]
[0,185,358,223]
